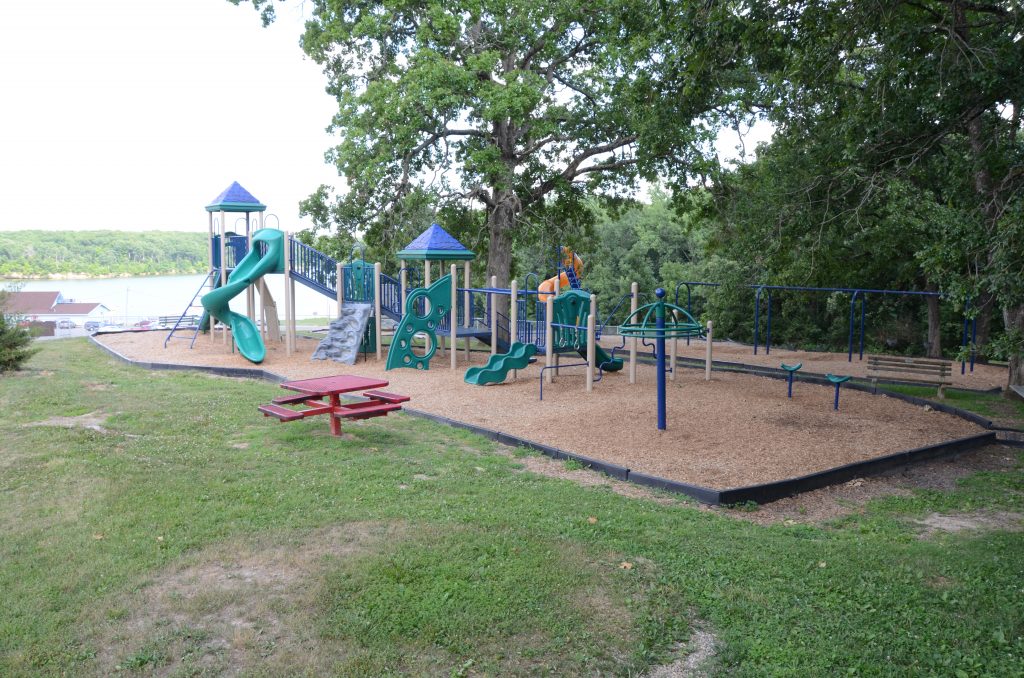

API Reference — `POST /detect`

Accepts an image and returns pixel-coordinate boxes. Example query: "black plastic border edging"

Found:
[715,432,997,505]
[90,336,287,383]
[87,336,1002,505]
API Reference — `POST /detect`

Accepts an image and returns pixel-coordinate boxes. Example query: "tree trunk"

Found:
[485,189,516,317]
[1005,303,1024,390]
[925,290,941,358]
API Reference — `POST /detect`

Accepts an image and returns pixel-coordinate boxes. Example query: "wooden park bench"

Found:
[867,355,952,398]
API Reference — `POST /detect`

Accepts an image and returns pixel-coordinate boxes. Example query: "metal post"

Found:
[545,296,554,384]
[510,280,518,344]
[655,288,667,430]
[859,294,867,360]
[765,291,773,355]
[246,217,255,322]
[400,265,408,314]
[847,290,860,362]
[374,263,382,361]
[283,232,293,356]
[961,296,970,375]
[336,262,344,317]
[629,282,638,384]
[463,261,471,328]
[451,264,458,369]
[705,320,713,381]
[220,210,228,345]
[753,286,762,355]
[586,294,596,392]
[669,311,677,381]
[490,275,498,356]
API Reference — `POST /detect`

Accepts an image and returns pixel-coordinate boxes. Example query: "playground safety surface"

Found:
[94,331,994,495]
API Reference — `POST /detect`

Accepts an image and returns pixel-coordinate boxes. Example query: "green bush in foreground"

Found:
[0,293,38,372]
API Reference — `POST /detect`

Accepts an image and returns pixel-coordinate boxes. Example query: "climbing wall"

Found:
[311,303,373,365]
[385,274,452,370]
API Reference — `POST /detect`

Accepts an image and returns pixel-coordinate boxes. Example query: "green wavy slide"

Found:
[201,228,285,364]
[464,342,538,385]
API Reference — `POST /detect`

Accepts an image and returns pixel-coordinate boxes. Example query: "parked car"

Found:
[57,319,76,329]
[84,321,101,332]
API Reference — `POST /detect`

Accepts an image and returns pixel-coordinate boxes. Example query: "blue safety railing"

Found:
[379,272,403,320]
[289,237,338,298]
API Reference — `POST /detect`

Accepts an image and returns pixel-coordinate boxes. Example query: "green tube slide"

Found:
[201,229,285,364]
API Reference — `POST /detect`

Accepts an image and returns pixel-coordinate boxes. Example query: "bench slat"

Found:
[272,392,326,406]
[362,390,411,404]
[258,403,306,421]
[869,365,950,376]
[867,356,951,367]
[335,402,402,419]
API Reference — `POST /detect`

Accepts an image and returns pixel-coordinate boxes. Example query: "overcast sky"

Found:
[0,0,769,235]
[0,0,338,233]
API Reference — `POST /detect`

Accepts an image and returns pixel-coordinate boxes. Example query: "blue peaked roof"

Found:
[205,181,267,212]
[397,223,475,260]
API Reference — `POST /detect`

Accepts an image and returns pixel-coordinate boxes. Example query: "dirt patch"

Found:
[497,447,694,506]
[915,511,1024,538]
[646,623,718,678]
[87,522,404,676]
[25,410,110,433]
[720,444,1021,526]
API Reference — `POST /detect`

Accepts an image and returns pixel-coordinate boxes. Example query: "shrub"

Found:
[0,291,40,372]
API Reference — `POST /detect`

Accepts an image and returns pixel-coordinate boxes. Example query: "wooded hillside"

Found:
[0,231,207,278]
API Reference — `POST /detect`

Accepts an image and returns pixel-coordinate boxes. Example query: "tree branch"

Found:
[529,135,638,200]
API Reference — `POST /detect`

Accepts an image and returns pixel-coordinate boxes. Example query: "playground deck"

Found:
[95,331,987,491]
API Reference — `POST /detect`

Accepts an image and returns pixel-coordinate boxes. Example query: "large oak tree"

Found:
[234,0,758,288]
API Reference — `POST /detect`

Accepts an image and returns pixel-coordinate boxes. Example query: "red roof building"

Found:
[2,291,109,321]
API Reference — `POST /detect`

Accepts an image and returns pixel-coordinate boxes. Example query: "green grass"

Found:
[1,340,1022,676]
[877,384,1024,428]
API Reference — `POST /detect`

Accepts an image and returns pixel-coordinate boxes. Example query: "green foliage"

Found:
[236,0,761,285]
[0,287,40,372]
[0,231,207,278]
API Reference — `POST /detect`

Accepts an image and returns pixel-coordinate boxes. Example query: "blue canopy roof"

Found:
[397,223,475,260]
[205,181,267,213]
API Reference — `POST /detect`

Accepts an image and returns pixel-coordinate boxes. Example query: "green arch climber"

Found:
[385,274,452,370]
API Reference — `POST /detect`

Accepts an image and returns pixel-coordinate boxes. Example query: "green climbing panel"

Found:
[550,289,592,351]
[385,274,452,370]
[550,289,623,370]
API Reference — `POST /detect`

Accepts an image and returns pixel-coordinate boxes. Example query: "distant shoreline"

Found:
[2,271,205,281]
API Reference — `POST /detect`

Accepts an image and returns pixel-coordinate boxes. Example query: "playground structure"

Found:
[165,182,285,364]
[128,190,1004,501]
[162,184,990,436]
[168,200,649,396]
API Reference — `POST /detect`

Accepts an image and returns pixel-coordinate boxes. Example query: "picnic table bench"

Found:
[258,375,410,436]
[867,355,952,398]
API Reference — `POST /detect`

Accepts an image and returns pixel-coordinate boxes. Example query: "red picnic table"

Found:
[258,374,410,436]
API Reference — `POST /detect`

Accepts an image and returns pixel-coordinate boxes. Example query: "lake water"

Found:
[7,274,341,323]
